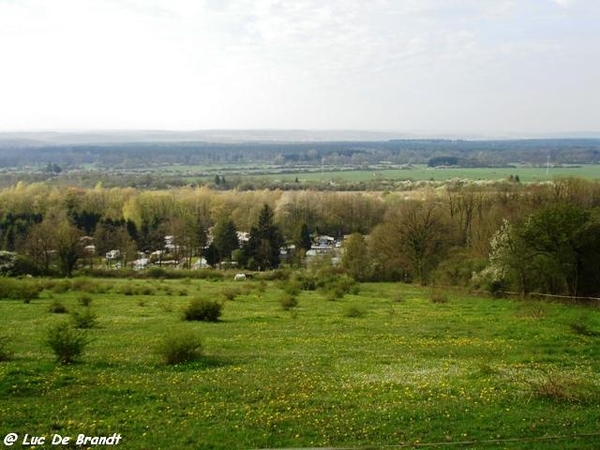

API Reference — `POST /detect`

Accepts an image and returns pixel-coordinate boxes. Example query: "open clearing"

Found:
[1,278,599,449]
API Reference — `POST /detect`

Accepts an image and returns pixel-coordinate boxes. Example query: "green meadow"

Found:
[260,164,600,184]
[114,163,600,184]
[1,277,599,449]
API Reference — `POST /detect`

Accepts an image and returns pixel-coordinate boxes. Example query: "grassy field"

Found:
[1,277,599,449]
[148,163,600,184]
[254,165,600,183]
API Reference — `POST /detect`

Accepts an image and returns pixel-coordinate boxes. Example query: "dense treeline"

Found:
[1,138,599,169]
[1,179,600,297]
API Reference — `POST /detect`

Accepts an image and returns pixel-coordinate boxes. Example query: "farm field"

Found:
[246,164,600,184]
[1,277,599,449]
[141,163,600,184]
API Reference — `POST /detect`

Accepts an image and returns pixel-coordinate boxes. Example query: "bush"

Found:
[48,300,68,314]
[281,279,302,296]
[0,335,13,362]
[517,301,546,320]
[222,287,241,301]
[325,286,346,301]
[119,283,136,296]
[0,278,43,302]
[71,277,99,293]
[317,273,359,300]
[298,275,317,291]
[147,267,167,279]
[78,295,93,307]
[71,309,98,329]
[46,322,90,364]
[528,370,599,405]
[50,280,72,294]
[183,298,223,322]
[157,331,203,365]
[256,280,267,293]
[344,305,366,318]
[570,320,600,337]
[140,285,155,296]
[431,292,449,304]
[280,294,298,311]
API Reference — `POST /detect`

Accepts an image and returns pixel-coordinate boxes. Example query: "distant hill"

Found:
[0,131,599,169]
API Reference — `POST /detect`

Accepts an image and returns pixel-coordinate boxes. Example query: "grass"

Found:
[0,279,599,449]
[193,163,600,184]
[81,162,600,185]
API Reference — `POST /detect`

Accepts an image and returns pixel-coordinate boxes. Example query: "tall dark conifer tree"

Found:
[243,204,284,270]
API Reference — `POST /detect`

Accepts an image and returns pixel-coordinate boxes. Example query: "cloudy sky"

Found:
[0,0,598,135]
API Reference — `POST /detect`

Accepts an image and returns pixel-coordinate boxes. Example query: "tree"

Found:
[295,223,312,252]
[487,204,600,297]
[55,219,83,277]
[341,233,370,281]
[93,219,138,267]
[243,204,284,271]
[23,221,55,275]
[515,204,600,297]
[203,242,220,268]
[368,201,448,284]
[212,217,239,267]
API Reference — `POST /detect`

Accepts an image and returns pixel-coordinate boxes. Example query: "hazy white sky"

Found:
[0,0,598,135]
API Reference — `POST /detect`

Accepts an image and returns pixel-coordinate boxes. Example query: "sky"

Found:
[0,0,598,136]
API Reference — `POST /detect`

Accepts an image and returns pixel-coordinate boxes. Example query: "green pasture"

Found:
[1,278,599,449]
[256,164,600,183]
[153,163,600,184]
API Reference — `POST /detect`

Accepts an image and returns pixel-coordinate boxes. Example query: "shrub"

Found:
[78,295,93,307]
[318,273,359,300]
[256,280,267,293]
[392,293,403,303]
[50,280,72,294]
[528,370,599,405]
[281,279,302,296]
[344,305,366,318]
[157,331,203,365]
[183,298,223,322]
[517,301,546,320]
[159,301,174,313]
[71,277,98,293]
[0,278,43,302]
[46,322,90,364]
[570,321,600,337]
[431,292,449,304]
[325,286,346,301]
[139,286,154,295]
[288,271,319,291]
[147,267,167,279]
[48,300,68,314]
[119,283,136,296]
[280,294,298,311]
[0,335,13,362]
[71,309,98,329]
[222,287,241,301]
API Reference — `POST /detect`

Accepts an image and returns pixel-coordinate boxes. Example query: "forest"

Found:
[1,137,600,169]
[1,177,600,298]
